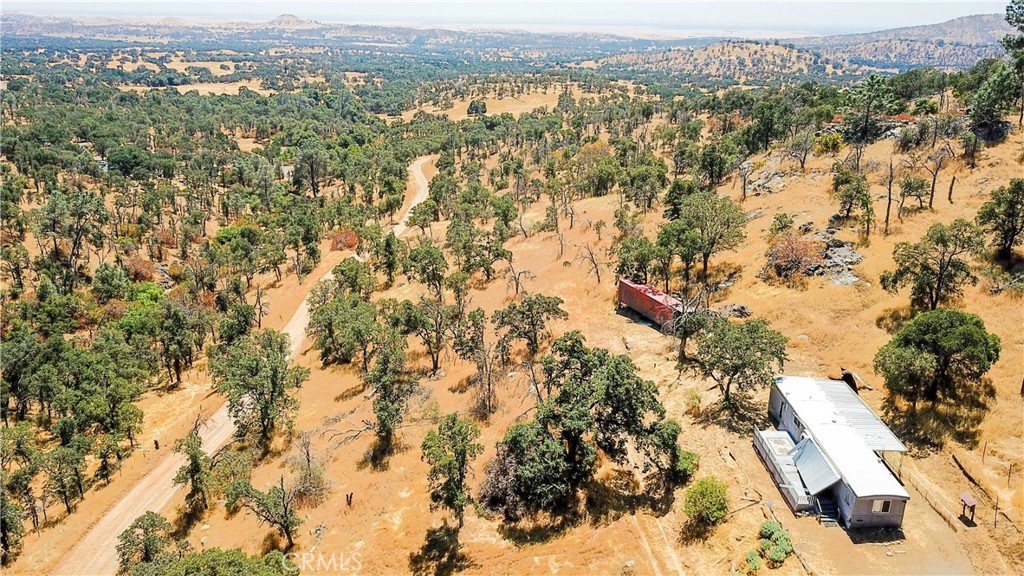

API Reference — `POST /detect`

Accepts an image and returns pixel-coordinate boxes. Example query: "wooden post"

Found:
[994,496,999,528]
[982,441,988,463]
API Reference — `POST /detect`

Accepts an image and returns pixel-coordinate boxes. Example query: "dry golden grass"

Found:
[104,57,159,73]
[163,58,240,76]
[116,78,275,96]
[7,107,1022,576]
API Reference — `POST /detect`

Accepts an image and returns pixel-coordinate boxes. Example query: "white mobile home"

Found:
[756,376,909,529]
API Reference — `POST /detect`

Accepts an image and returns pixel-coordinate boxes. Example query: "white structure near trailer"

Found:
[755,376,909,529]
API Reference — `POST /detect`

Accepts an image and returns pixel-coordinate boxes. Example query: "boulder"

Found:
[719,303,752,318]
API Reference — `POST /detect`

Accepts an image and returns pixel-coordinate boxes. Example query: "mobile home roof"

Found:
[775,376,909,499]
[775,376,907,453]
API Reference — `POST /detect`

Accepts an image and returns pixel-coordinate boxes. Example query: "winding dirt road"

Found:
[52,156,433,576]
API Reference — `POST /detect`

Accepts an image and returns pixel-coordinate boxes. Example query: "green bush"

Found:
[129,281,164,305]
[759,520,783,540]
[745,550,762,573]
[771,531,793,556]
[683,476,729,526]
[758,522,794,568]
[766,545,789,567]
[93,262,131,303]
[675,450,699,483]
[769,213,794,236]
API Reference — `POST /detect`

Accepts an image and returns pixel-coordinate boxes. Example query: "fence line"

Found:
[883,452,960,533]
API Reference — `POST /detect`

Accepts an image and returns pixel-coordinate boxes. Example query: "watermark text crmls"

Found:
[282,551,364,574]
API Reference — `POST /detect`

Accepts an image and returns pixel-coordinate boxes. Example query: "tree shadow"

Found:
[696,394,769,435]
[357,436,407,472]
[585,469,678,528]
[259,531,286,554]
[706,263,743,294]
[448,374,474,394]
[898,204,929,220]
[586,469,645,527]
[334,383,364,402]
[846,526,905,544]
[408,525,477,576]
[882,392,990,453]
[171,503,204,539]
[496,516,574,546]
[679,518,718,545]
[468,396,497,424]
[875,306,914,334]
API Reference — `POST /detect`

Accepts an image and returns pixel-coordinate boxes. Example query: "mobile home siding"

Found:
[847,498,907,528]
[836,480,856,523]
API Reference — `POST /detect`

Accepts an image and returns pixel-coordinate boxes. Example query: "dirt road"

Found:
[51,156,434,576]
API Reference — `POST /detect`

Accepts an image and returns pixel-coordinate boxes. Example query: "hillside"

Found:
[597,41,874,83]
[266,13,319,29]
[791,14,1013,70]
[3,6,1024,576]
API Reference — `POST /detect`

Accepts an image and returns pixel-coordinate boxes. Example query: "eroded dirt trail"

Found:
[51,156,434,576]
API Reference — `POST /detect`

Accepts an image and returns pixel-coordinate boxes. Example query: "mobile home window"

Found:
[872,500,892,513]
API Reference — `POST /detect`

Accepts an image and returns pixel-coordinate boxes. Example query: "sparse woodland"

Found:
[1,3,1024,575]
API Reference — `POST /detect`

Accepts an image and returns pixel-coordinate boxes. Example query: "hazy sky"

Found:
[3,1,1009,36]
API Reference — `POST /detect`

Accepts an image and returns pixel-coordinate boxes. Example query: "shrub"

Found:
[745,550,763,573]
[129,282,164,305]
[684,388,702,416]
[167,262,185,282]
[675,451,699,483]
[759,520,783,540]
[814,132,842,156]
[771,531,793,556]
[126,256,156,282]
[153,228,177,248]
[764,230,823,280]
[766,545,789,567]
[894,127,919,153]
[330,229,359,251]
[683,476,728,527]
[768,213,794,236]
[93,262,130,303]
[758,521,794,568]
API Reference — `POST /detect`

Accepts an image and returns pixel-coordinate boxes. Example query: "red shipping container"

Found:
[617,279,682,326]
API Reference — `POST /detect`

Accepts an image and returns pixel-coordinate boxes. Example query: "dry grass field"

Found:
[15,125,1021,575]
[116,78,276,96]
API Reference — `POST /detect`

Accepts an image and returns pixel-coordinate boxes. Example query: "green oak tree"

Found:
[421,413,483,529]
[880,219,984,310]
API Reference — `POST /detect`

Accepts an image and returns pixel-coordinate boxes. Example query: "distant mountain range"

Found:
[593,14,1013,83]
[788,14,1013,70]
[1,11,1013,80]
[596,41,877,83]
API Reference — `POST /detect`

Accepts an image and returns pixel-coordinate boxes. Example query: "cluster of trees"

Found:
[873,175,1017,442]
[881,178,1024,311]
[3,5,1023,566]
[479,332,696,521]
[116,510,289,575]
